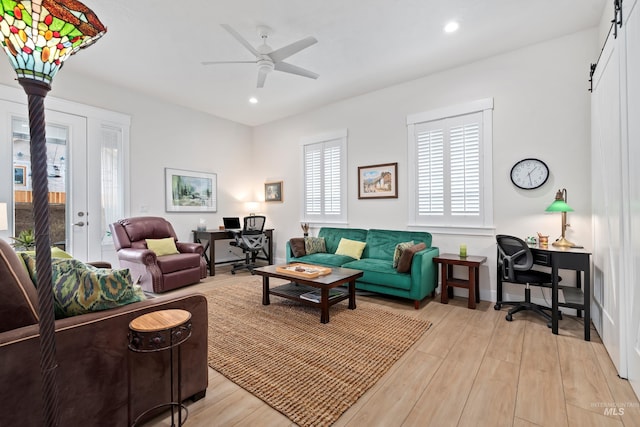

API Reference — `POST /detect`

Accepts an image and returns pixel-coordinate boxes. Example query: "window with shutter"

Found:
[301,130,347,224]
[407,99,493,230]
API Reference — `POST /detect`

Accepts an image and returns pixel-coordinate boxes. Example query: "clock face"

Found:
[510,158,549,190]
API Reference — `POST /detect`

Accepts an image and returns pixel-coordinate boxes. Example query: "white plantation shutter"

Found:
[416,127,444,215]
[408,99,493,229]
[323,143,342,215]
[302,131,347,223]
[449,115,481,216]
[304,145,322,215]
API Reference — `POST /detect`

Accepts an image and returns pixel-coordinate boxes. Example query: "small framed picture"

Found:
[358,162,398,199]
[14,166,27,186]
[265,181,283,202]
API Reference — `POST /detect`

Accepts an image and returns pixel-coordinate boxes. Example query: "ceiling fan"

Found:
[202,24,319,88]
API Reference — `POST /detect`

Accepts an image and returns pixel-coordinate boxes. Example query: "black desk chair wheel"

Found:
[230,216,267,275]
[495,235,562,327]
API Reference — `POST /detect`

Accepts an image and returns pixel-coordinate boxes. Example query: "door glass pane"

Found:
[12,116,68,250]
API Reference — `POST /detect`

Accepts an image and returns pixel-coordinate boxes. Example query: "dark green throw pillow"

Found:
[21,255,146,318]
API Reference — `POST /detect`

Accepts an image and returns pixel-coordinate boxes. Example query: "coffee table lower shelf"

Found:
[253,265,363,324]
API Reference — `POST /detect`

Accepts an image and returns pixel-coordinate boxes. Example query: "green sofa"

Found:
[285,227,439,308]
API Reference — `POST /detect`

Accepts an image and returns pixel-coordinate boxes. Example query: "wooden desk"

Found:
[496,245,592,341]
[434,253,487,309]
[193,229,274,276]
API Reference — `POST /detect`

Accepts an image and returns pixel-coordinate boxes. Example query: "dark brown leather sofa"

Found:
[110,216,207,293]
[0,238,208,426]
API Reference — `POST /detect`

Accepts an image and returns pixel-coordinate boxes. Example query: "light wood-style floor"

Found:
[149,266,640,427]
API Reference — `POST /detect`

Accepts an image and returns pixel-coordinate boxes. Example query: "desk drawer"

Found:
[533,252,551,266]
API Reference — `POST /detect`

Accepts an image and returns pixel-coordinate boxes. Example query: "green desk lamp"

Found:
[546,188,574,247]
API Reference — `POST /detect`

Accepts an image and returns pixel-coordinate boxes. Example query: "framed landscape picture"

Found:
[265,181,283,202]
[165,168,217,212]
[358,162,398,199]
[14,166,26,186]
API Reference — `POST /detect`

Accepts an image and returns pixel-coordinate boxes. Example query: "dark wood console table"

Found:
[193,229,274,276]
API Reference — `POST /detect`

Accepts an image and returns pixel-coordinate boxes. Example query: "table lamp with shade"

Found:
[545,188,574,247]
[1,2,106,424]
[0,202,8,232]
[245,201,260,216]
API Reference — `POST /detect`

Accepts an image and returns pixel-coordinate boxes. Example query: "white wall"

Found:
[0,28,600,302]
[0,60,254,254]
[252,29,599,302]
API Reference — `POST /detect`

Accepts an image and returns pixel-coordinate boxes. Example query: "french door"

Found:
[1,99,93,259]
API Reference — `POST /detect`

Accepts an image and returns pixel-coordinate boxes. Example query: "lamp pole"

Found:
[18,78,58,425]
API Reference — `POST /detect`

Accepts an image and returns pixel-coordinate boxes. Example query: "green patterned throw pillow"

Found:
[304,237,326,255]
[393,241,414,268]
[21,255,146,318]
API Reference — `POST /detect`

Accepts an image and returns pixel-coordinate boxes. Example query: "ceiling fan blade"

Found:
[268,36,318,63]
[221,24,260,57]
[201,60,258,65]
[257,69,268,88]
[274,61,319,80]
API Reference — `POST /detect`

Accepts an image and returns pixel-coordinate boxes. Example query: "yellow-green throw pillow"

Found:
[304,237,326,255]
[393,241,414,268]
[19,247,74,284]
[146,237,179,256]
[335,238,367,260]
[21,254,146,318]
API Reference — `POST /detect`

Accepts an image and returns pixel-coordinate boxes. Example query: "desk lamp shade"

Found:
[1,2,105,425]
[546,188,574,247]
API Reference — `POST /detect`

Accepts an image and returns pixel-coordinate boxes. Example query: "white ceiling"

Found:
[72,0,607,127]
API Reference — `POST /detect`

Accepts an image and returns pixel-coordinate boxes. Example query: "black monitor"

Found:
[223,217,241,229]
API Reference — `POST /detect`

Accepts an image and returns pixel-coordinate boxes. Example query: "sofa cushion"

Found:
[146,237,179,257]
[289,237,306,257]
[396,242,427,273]
[317,228,368,255]
[366,229,432,261]
[342,258,412,291]
[0,239,39,332]
[293,252,356,268]
[21,255,146,318]
[393,241,414,268]
[304,237,326,254]
[335,238,367,260]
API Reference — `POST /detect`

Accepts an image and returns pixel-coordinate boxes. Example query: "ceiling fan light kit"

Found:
[202,24,319,88]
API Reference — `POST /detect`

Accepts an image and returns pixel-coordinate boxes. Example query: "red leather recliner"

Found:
[110,216,207,293]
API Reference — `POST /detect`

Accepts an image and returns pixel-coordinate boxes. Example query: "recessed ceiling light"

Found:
[444,21,459,33]
[249,97,258,104]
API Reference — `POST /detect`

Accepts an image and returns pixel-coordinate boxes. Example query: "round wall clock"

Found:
[510,158,549,190]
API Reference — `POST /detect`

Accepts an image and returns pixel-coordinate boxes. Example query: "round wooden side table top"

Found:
[129,309,191,332]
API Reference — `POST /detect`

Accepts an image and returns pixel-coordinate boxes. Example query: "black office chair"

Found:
[230,215,267,274]
[494,234,561,326]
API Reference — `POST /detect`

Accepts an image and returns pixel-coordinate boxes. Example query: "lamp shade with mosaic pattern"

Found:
[1,1,106,425]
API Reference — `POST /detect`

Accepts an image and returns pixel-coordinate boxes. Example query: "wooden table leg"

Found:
[474,266,480,303]
[208,237,216,276]
[440,263,449,304]
[262,276,270,305]
[468,266,476,309]
[320,288,329,324]
[348,280,356,310]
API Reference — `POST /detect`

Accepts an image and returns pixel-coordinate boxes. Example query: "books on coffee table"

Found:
[300,289,345,303]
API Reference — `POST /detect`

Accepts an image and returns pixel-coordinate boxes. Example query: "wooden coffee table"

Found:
[252,264,364,323]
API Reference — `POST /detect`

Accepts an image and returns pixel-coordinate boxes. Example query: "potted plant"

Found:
[10,228,36,250]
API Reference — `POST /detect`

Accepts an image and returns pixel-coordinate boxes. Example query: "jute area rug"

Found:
[205,278,432,427]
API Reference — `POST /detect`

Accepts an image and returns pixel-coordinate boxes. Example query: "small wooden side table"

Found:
[434,253,487,309]
[128,309,192,426]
